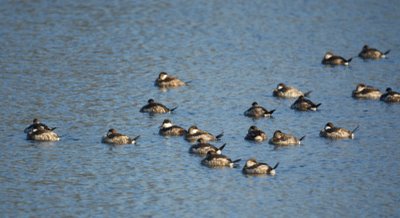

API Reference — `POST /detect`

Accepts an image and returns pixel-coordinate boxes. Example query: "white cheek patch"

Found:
[325,53,333,59]
[278,85,283,90]
[163,123,173,128]
[160,74,168,80]
[190,129,199,134]
[325,126,331,130]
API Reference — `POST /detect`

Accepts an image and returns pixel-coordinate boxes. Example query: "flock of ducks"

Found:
[24,45,399,176]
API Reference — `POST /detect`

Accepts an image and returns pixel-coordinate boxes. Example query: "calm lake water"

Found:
[1,0,399,217]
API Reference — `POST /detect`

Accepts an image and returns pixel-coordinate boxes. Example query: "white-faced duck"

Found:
[155,72,187,89]
[189,138,226,156]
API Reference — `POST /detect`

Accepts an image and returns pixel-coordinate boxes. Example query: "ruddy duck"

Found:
[185,125,223,143]
[290,96,321,111]
[269,130,305,146]
[155,72,187,89]
[24,118,56,133]
[358,45,390,60]
[352,83,382,99]
[201,151,241,168]
[140,99,177,114]
[101,129,140,145]
[26,125,60,141]
[319,122,359,139]
[321,52,352,66]
[244,102,275,118]
[242,159,279,175]
[159,119,186,136]
[272,83,311,98]
[245,126,268,142]
[189,138,226,156]
[380,88,400,103]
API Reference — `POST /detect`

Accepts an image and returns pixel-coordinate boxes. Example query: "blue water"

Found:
[1,0,400,217]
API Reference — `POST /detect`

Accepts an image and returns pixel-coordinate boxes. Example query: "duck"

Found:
[154,72,187,88]
[321,51,352,66]
[159,119,186,136]
[244,102,275,118]
[24,118,56,133]
[272,83,311,98]
[358,45,390,60]
[101,129,140,145]
[26,125,60,141]
[319,122,359,139]
[140,99,177,114]
[380,88,400,103]
[185,125,223,143]
[201,151,241,168]
[269,130,305,146]
[244,126,268,142]
[242,159,279,175]
[290,96,321,111]
[189,138,226,156]
[352,83,382,99]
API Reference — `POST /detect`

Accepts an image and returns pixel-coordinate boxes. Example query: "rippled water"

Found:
[1,0,400,217]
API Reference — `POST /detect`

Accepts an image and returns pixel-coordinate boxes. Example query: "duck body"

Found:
[244,102,275,118]
[159,119,186,136]
[27,127,60,141]
[242,159,279,175]
[319,122,358,139]
[140,99,177,114]
[322,52,352,66]
[358,45,390,59]
[380,88,400,103]
[352,84,382,99]
[269,130,304,146]
[155,72,187,88]
[245,126,268,142]
[290,96,321,111]
[201,151,241,168]
[101,129,139,145]
[273,83,311,98]
[185,126,223,143]
[189,139,226,156]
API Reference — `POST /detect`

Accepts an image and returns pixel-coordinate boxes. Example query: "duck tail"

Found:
[216,132,224,140]
[133,135,140,141]
[269,109,276,115]
[299,135,306,141]
[218,143,226,151]
[303,91,312,97]
[351,125,360,134]
[170,106,178,112]
[315,103,322,108]
[384,50,391,55]
[50,127,57,131]
[347,58,353,63]
[233,159,241,163]
[273,162,280,169]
